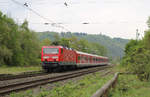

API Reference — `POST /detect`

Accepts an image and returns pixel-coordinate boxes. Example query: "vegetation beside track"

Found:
[112,64,125,72]
[121,17,150,81]
[106,65,150,97]
[109,74,150,97]
[0,11,41,66]
[9,71,113,97]
[108,17,150,97]
[0,66,41,74]
[107,17,150,97]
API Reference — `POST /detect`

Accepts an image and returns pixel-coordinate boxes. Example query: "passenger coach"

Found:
[41,46,109,72]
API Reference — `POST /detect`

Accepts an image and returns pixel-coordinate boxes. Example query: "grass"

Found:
[10,71,113,97]
[0,66,42,74]
[109,74,150,97]
[112,64,127,73]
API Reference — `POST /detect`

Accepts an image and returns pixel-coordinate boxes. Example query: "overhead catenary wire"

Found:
[10,0,70,32]
[0,1,9,6]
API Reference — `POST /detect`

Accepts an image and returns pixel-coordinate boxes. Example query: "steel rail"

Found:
[0,71,46,81]
[0,66,110,96]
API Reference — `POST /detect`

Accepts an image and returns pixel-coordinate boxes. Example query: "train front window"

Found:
[43,48,59,54]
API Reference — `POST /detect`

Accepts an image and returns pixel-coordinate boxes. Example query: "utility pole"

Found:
[136,29,140,40]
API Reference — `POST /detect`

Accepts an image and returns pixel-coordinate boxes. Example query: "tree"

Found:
[0,11,40,66]
[51,33,61,45]
[41,38,51,46]
[60,38,70,47]
[147,16,150,29]
[89,42,107,56]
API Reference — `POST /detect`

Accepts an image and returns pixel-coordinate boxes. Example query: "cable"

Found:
[11,0,70,32]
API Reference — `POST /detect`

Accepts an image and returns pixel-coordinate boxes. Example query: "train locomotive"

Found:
[41,46,109,72]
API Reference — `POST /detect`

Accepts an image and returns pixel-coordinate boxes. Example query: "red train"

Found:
[41,46,109,72]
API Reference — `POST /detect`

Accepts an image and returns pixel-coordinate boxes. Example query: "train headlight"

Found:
[43,56,49,59]
[52,56,58,59]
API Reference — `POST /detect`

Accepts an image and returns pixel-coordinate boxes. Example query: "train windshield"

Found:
[43,48,59,54]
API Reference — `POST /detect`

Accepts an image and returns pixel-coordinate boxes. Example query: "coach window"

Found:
[100,59,102,62]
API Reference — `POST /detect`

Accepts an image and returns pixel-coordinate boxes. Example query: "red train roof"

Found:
[76,51,108,59]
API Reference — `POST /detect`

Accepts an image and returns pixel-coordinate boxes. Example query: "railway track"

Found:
[0,66,110,96]
[0,67,96,81]
[0,71,46,81]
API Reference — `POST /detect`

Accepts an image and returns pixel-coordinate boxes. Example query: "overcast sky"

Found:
[0,0,150,39]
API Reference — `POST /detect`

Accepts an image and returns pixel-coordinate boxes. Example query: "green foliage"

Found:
[0,66,41,74]
[10,90,33,97]
[147,16,150,29]
[0,45,13,65]
[0,11,40,66]
[109,75,150,97]
[89,42,107,56]
[121,17,150,81]
[39,32,108,56]
[51,33,61,45]
[41,38,51,46]
[60,38,70,47]
[72,38,90,52]
[144,30,150,49]
[38,31,129,58]
[51,35,107,56]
